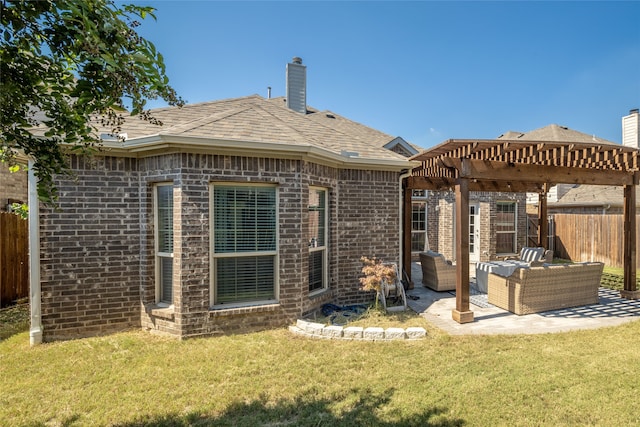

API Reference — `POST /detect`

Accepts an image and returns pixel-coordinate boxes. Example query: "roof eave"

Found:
[102,134,419,172]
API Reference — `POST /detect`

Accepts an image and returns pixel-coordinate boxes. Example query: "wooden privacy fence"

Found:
[0,212,29,307]
[552,213,639,268]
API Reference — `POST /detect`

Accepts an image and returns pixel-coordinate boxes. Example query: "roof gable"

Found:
[384,136,419,157]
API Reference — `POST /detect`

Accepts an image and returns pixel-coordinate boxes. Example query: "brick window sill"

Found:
[309,288,334,300]
[209,303,280,318]
[146,305,175,321]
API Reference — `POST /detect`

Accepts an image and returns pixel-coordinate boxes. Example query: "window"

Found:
[308,187,327,293]
[155,184,174,304]
[496,201,517,254]
[411,201,428,252]
[212,184,277,306]
[411,191,428,253]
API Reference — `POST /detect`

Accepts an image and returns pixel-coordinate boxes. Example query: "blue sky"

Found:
[133,1,640,149]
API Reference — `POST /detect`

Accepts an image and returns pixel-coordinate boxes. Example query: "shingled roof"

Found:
[497,123,617,145]
[497,124,629,206]
[99,94,412,163]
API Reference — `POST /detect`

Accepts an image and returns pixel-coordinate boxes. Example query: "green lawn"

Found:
[2,268,639,426]
[601,265,640,290]
[2,316,640,425]
[0,303,29,341]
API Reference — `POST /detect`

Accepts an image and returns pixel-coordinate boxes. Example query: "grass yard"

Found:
[601,265,640,290]
[0,303,29,341]
[2,268,639,426]
[2,315,640,425]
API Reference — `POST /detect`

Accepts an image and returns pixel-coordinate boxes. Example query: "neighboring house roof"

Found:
[549,184,640,208]
[96,94,415,168]
[497,124,624,205]
[550,184,621,207]
[497,123,618,145]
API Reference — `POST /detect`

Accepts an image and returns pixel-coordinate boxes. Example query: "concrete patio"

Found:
[406,262,640,335]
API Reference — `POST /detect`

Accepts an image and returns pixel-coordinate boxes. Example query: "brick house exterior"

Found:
[409,189,527,263]
[428,191,527,261]
[36,59,417,341]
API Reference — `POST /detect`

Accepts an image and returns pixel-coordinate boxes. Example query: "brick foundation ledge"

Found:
[289,319,427,341]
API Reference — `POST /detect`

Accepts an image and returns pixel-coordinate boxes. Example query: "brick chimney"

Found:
[286,57,306,114]
[622,108,639,148]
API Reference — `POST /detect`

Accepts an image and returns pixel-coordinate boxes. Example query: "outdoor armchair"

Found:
[419,251,456,292]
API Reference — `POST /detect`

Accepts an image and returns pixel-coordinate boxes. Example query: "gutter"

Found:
[102,134,421,172]
[28,160,42,345]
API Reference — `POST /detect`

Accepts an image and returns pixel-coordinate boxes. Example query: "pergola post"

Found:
[537,186,548,249]
[403,182,413,288]
[452,178,473,323]
[621,183,639,299]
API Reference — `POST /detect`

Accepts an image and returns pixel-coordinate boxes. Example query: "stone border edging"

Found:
[289,319,427,341]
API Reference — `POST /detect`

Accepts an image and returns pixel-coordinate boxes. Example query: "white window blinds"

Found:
[213,186,276,253]
[308,188,327,293]
[213,185,277,305]
[156,184,173,304]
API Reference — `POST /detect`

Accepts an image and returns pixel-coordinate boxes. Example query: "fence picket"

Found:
[0,212,29,307]
[552,213,638,268]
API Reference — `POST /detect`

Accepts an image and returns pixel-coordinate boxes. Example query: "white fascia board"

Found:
[108,134,419,171]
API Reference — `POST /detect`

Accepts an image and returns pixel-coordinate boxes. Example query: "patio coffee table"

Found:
[475,260,530,293]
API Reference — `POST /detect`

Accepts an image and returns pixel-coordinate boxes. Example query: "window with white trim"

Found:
[308,187,327,293]
[496,201,517,254]
[211,184,278,306]
[155,183,174,305]
[411,190,428,253]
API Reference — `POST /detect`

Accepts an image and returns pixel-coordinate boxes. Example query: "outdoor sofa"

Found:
[419,251,456,292]
[487,262,604,315]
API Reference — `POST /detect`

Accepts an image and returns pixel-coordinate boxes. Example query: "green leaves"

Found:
[10,202,29,219]
[1,0,184,206]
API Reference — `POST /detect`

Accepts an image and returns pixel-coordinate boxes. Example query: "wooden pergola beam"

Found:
[456,159,635,186]
[407,175,546,193]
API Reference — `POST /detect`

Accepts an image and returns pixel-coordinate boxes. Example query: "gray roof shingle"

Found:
[498,123,617,145]
[107,94,408,161]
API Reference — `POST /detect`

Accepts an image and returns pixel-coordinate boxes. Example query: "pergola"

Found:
[403,139,640,323]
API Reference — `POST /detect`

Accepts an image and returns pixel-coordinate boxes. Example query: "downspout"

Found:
[399,170,411,274]
[28,160,42,345]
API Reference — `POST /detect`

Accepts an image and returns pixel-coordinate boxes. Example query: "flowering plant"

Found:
[359,256,397,307]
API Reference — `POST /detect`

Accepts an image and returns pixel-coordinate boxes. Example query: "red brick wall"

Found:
[431,190,527,262]
[39,153,402,340]
[335,169,400,305]
[0,162,28,210]
[40,156,141,341]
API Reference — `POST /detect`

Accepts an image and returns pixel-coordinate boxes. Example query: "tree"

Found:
[359,256,397,308]
[0,0,184,204]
